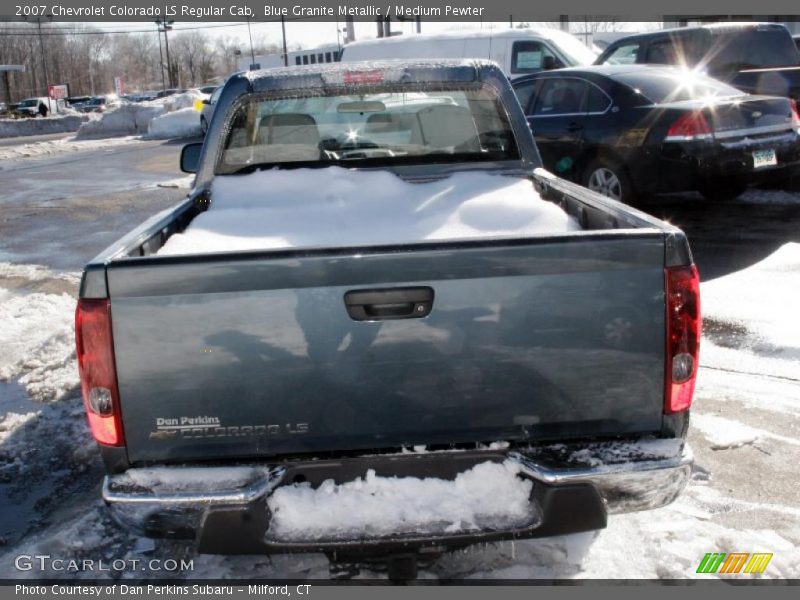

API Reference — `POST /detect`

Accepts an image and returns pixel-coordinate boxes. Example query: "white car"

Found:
[341,27,597,80]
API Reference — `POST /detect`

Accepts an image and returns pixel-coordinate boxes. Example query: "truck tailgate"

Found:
[107,234,667,463]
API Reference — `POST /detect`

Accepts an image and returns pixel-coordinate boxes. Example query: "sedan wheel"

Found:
[587,167,623,201]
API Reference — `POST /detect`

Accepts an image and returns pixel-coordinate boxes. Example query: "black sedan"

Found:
[512,65,800,202]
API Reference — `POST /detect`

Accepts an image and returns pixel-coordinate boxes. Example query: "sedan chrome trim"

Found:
[713,123,796,140]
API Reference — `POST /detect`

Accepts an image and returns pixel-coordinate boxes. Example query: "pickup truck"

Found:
[75,60,699,573]
[596,23,800,103]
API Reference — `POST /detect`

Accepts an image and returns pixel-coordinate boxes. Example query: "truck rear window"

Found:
[708,28,800,70]
[216,87,519,174]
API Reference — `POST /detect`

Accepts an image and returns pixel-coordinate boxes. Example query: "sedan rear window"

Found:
[612,70,744,104]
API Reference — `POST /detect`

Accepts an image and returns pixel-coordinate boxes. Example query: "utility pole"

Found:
[281,16,288,67]
[36,20,50,97]
[155,20,174,89]
[155,21,166,93]
[247,15,257,67]
[163,22,173,87]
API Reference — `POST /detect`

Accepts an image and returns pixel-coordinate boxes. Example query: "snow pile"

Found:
[75,104,165,138]
[0,114,90,138]
[160,90,206,112]
[147,107,201,139]
[267,460,534,541]
[0,288,78,401]
[75,90,206,140]
[0,135,141,162]
[701,243,800,373]
[158,168,581,256]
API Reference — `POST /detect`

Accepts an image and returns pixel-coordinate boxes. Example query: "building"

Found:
[236,44,342,72]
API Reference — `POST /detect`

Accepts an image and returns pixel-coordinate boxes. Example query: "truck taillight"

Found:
[664,265,701,414]
[75,298,124,446]
[791,100,800,132]
[665,111,713,142]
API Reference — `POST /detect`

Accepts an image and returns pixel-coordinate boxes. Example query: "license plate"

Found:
[753,149,777,169]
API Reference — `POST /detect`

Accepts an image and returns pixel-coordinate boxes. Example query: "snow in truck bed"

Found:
[157,167,580,256]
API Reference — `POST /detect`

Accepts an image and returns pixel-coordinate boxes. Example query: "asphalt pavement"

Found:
[0,138,188,269]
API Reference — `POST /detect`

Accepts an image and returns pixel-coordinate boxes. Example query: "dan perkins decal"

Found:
[149,416,308,440]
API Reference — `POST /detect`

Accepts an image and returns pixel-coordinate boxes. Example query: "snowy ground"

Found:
[0,93,206,165]
[0,143,799,580]
[0,135,143,163]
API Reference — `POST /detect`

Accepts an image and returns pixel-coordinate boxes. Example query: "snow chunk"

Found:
[266,460,534,542]
[158,168,580,256]
[0,411,39,444]
[147,107,201,139]
[691,414,760,450]
[692,413,800,450]
[156,174,195,189]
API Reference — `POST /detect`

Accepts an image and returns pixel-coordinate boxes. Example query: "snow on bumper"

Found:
[102,439,692,554]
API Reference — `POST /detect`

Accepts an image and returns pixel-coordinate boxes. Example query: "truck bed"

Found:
[81,171,688,465]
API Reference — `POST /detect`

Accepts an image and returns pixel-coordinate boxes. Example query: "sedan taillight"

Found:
[665,112,713,142]
[791,99,800,132]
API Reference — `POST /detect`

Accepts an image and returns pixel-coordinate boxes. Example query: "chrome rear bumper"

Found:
[103,438,692,554]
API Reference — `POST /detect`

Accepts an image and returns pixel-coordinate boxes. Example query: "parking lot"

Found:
[0,133,798,579]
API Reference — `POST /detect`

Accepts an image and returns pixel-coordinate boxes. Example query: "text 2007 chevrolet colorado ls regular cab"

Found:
[75,60,699,566]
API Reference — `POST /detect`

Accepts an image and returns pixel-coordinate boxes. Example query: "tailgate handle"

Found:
[344,287,434,321]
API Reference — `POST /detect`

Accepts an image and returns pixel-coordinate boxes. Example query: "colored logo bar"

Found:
[697,553,773,574]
